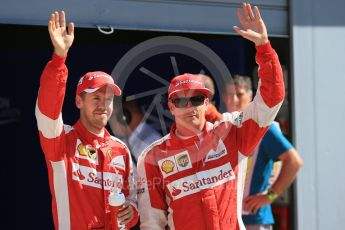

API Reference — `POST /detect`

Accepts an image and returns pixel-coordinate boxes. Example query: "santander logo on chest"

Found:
[71,162,124,190]
[167,162,236,200]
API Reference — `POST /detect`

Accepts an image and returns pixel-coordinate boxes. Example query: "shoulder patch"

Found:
[64,124,74,134]
[214,112,243,129]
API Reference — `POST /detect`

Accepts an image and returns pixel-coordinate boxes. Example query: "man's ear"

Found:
[75,95,83,109]
[205,97,210,107]
[205,97,209,109]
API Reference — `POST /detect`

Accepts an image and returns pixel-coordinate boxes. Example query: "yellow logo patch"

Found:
[161,160,175,174]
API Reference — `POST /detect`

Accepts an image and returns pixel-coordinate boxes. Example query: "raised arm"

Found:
[35,11,75,161]
[220,3,285,156]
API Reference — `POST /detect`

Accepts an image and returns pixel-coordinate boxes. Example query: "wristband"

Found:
[267,189,278,202]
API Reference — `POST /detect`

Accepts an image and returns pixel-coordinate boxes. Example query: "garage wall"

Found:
[1,0,288,36]
[291,0,345,229]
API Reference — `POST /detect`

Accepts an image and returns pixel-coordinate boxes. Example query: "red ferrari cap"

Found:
[76,71,121,96]
[168,73,211,99]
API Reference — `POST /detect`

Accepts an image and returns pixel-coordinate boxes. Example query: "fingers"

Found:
[68,22,75,36]
[50,11,68,30]
[247,3,256,21]
[236,8,246,26]
[118,204,131,218]
[54,11,60,29]
[233,26,250,39]
[235,3,259,31]
[61,11,66,28]
[243,195,263,214]
[241,3,253,22]
[244,195,271,214]
[49,13,55,31]
[244,198,257,214]
[254,6,262,20]
[252,205,259,214]
[243,196,253,211]
[117,204,134,224]
[241,3,250,21]
[48,20,53,34]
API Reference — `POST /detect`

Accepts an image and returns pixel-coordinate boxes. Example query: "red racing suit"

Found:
[35,54,138,230]
[137,42,285,230]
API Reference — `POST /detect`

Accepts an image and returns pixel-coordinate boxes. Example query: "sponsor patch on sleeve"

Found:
[137,176,146,194]
[205,140,228,162]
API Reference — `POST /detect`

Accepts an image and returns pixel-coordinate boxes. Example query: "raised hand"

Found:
[48,11,74,57]
[233,3,268,46]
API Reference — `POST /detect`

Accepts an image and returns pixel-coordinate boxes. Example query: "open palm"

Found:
[233,3,268,46]
[48,11,74,56]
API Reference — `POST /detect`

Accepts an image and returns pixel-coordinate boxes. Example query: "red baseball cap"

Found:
[76,71,121,96]
[168,73,211,99]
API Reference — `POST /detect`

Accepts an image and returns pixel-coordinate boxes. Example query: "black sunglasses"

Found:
[170,96,206,108]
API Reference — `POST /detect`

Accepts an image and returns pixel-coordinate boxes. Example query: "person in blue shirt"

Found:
[222,75,303,230]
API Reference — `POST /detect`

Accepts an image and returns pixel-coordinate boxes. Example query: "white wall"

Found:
[291,0,345,229]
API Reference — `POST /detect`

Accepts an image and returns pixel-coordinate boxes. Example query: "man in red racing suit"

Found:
[137,3,285,230]
[35,11,138,229]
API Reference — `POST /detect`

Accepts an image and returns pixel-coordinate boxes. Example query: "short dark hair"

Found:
[224,74,252,93]
[79,91,86,99]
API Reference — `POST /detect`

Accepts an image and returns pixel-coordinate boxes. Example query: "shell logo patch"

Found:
[161,160,175,174]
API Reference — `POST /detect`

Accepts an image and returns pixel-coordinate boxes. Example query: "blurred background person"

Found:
[222,75,303,230]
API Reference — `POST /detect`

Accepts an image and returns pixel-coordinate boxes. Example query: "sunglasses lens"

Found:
[172,96,205,108]
[190,96,205,106]
[173,98,189,108]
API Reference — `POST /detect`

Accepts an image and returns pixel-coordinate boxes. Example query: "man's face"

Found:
[168,91,209,135]
[222,84,252,112]
[76,85,114,133]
